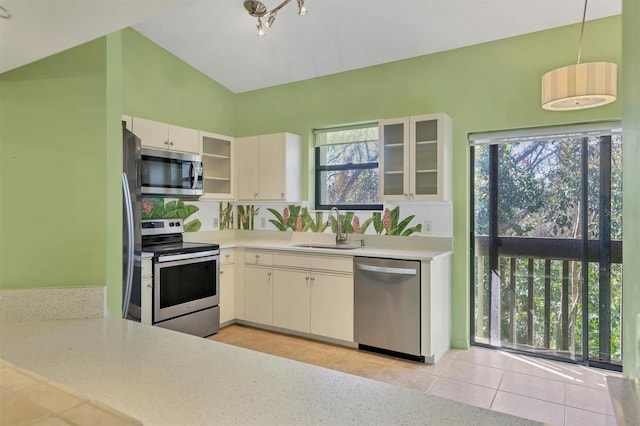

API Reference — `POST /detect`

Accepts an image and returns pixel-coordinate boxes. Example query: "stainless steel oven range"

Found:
[142,219,220,337]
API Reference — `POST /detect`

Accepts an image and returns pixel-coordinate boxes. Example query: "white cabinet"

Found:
[141,257,153,325]
[244,250,273,325]
[310,272,353,341]
[219,249,235,324]
[122,114,132,130]
[271,252,353,341]
[379,113,452,201]
[132,117,199,154]
[273,268,310,333]
[200,131,234,200]
[236,133,302,201]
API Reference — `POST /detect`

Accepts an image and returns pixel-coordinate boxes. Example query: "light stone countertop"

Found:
[185,230,453,261]
[0,317,540,426]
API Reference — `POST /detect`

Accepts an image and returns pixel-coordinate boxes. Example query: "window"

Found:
[314,123,382,210]
[470,122,623,370]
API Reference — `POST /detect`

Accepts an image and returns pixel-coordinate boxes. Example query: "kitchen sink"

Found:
[293,243,361,250]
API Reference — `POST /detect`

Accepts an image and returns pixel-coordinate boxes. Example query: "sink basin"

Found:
[293,243,361,250]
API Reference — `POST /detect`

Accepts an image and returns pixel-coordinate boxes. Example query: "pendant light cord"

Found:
[576,0,588,64]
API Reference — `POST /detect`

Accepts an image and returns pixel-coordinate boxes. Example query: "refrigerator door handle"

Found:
[122,172,135,318]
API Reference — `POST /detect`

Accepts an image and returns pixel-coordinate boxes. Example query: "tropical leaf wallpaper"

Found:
[142,198,201,232]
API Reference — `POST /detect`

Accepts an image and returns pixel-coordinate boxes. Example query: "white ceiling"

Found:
[0,0,621,93]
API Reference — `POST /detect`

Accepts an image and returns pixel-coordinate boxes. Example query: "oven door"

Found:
[153,251,219,323]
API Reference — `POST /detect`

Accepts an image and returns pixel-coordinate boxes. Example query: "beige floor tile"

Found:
[0,367,41,391]
[59,402,140,426]
[17,382,82,413]
[374,364,438,392]
[505,355,586,384]
[491,390,565,426]
[454,346,514,369]
[428,376,496,409]
[0,391,51,426]
[289,346,348,368]
[30,416,75,426]
[499,370,566,403]
[328,353,387,379]
[441,359,504,389]
[565,382,615,415]
[564,406,617,426]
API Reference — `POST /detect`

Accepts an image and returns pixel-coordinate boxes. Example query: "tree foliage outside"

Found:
[473,135,623,363]
[316,127,380,207]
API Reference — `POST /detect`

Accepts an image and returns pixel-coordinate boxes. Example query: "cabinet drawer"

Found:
[245,250,273,266]
[221,249,235,265]
[272,253,352,273]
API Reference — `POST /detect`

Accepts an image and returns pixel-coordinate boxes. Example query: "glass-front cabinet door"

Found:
[379,118,410,200]
[379,113,452,201]
[200,131,234,200]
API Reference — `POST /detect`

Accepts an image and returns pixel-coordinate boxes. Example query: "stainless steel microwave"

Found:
[141,148,203,197]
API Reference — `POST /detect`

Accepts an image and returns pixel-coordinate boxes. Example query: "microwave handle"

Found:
[191,162,200,189]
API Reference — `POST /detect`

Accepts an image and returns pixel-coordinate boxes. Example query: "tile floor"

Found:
[209,324,621,426]
[0,359,142,426]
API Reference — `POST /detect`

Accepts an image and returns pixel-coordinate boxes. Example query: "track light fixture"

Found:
[244,0,307,36]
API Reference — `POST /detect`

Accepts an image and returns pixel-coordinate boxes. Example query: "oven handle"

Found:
[157,250,219,263]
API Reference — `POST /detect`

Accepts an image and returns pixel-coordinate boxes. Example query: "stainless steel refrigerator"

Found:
[122,124,142,321]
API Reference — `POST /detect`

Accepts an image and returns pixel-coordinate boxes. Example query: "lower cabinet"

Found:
[241,250,355,343]
[141,257,153,325]
[219,249,235,324]
[310,272,353,342]
[244,265,273,325]
[272,269,310,333]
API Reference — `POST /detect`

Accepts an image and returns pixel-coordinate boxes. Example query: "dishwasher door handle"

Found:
[356,264,417,276]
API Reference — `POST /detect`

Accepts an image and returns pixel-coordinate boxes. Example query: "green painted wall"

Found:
[234,16,622,348]
[0,38,110,290]
[622,0,640,380]
[105,32,124,316]
[121,29,236,136]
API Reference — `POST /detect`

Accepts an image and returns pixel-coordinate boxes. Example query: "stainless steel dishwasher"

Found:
[353,257,423,361]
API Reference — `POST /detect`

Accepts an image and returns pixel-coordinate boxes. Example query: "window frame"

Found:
[313,124,383,211]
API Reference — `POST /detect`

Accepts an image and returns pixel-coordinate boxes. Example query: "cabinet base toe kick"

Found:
[233,320,358,349]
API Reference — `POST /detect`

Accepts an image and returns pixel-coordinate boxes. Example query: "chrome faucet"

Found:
[327,206,348,245]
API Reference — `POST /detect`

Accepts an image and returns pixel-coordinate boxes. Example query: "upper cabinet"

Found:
[379,113,452,201]
[121,115,132,130]
[236,133,302,202]
[200,131,234,200]
[132,117,199,154]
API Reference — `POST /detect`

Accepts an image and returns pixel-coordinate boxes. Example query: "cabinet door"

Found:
[310,273,354,341]
[168,124,199,154]
[132,117,170,150]
[273,268,310,333]
[201,131,234,200]
[410,115,440,200]
[244,266,272,325]
[220,264,235,324]
[379,118,410,201]
[141,258,153,325]
[258,133,287,200]
[236,136,260,200]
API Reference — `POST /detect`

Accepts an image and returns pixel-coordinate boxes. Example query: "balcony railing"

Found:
[474,236,622,360]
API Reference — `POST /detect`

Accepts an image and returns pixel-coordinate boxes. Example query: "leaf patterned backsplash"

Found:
[215,203,422,236]
[142,198,202,232]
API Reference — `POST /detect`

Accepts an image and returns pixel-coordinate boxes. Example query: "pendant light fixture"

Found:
[541,0,617,111]
[244,0,307,37]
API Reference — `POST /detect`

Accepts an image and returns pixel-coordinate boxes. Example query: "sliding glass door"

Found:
[470,123,623,369]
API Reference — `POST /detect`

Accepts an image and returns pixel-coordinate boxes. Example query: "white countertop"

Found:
[185,231,453,261]
[0,317,539,426]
